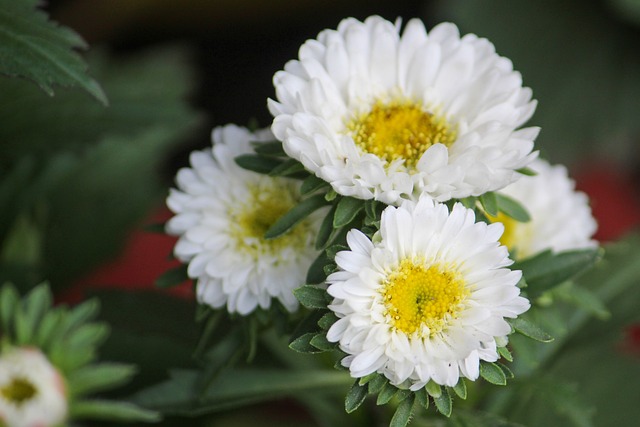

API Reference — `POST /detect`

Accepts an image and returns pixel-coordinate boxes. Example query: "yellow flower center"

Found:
[489,212,517,251]
[381,259,468,336]
[1,377,37,405]
[348,101,457,170]
[232,179,311,257]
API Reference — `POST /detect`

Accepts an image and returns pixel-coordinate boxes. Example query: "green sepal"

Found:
[252,140,286,157]
[390,393,415,427]
[358,372,378,386]
[376,381,397,405]
[309,333,334,351]
[345,380,368,413]
[516,166,537,176]
[452,379,467,400]
[265,194,328,239]
[234,154,282,175]
[268,158,307,178]
[414,388,429,410]
[315,203,338,250]
[459,197,477,209]
[479,192,498,216]
[301,175,330,195]
[508,317,554,342]
[496,362,514,379]
[425,381,442,398]
[293,285,330,310]
[317,312,338,330]
[513,248,602,297]
[67,363,137,396]
[333,196,364,228]
[306,252,329,284]
[479,362,507,385]
[155,264,189,289]
[0,283,19,335]
[325,189,338,201]
[70,400,160,422]
[433,387,452,417]
[495,193,531,222]
[289,332,323,354]
[367,374,387,395]
[497,346,513,362]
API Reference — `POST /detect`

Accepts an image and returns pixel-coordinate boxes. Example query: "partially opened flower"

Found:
[270,16,538,205]
[326,197,529,389]
[0,347,67,427]
[167,125,323,315]
[492,158,598,259]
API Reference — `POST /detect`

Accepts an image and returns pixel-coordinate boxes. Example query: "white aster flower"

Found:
[270,16,538,205]
[492,158,598,259]
[326,197,529,389]
[0,347,67,427]
[166,124,322,315]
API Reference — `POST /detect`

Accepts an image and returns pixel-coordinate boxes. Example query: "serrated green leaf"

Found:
[333,197,364,228]
[155,264,189,289]
[301,175,330,195]
[368,375,387,395]
[268,158,307,177]
[425,381,442,398]
[309,333,334,351]
[345,380,368,413]
[315,203,338,250]
[252,140,286,157]
[479,192,498,216]
[67,363,137,396]
[317,312,338,330]
[390,393,415,427]
[377,381,398,405]
[289,333,323,354]
[433,387,452,417]
[414,388,429,410]
[495,193,531,222]
[70,399,160,422]
[509,317,554,342]
[452,379,467,400]
[234,154,282,175]
[514,248,602,297]
[0,0,106,103]
[498,346,513,362]
[265,194,328,239]
[293,285,330,309]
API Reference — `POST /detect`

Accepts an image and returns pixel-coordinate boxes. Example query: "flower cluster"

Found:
[166,15,598,424]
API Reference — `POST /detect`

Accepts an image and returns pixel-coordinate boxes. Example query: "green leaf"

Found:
[289,332,323,354]
[480,362,507,385]
[293,285,330,310]
[497,362,514,379]
[234,154,282,175]
[376,382,398,405]
[367,375,387,395]
[498,346,513,362]
[0,0,106,103]
[0,283,19,336]
[508,317,554,342]
[315,203,338,250]
[390,393,415,427]
[306,252,329,284]
[425,381,442,398]
[433,387,452,417]
[301,175,330,195]
[67,363,137,396]
[414,388,429,410]
[70,400,160,422]
[333,197,364,228]
[517,167,537,176]
[154,264,189,289]
[309,333,334,351]
[479,192,498,216]
[452,379,467,400]
[265,194,328,239]
[495,193,531,222]
[252,141,286,157]
[514,248,602,297]
[345,380,368,413]
[317,312,338,330]
[268,158,307,177]
[553,282,610,320]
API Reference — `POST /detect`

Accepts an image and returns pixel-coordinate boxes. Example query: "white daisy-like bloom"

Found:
[326,197,529,389]
[166,124,323,315]
[0,347,67,427]
[492,158,598,259]
[269,16,538,205]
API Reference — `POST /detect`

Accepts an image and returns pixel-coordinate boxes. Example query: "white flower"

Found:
[167,125,322,315]
[270,16,538,205]
[492,158,598,259]
[326,197,529,389]
[0,347,67,427]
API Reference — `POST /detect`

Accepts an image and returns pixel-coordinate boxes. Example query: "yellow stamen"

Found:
[1,377,37,405]
[348,101,457,170]
[381,259,468,336]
